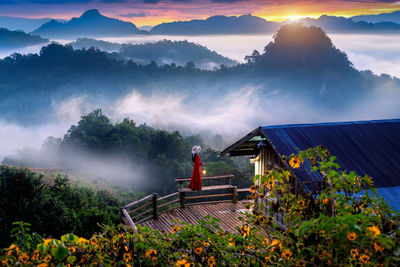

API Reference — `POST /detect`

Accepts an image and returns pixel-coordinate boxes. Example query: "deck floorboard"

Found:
[138,200,252,233]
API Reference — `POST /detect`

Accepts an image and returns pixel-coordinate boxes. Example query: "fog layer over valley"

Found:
[1,24,400,191]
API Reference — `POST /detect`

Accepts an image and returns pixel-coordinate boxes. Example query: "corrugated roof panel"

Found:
[375,186,400,211]
[261,119,400,188]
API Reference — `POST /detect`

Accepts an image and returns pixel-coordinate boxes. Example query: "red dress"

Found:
[189,154,203,190]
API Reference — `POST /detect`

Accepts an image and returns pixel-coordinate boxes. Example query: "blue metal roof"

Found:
[261,119,400,188]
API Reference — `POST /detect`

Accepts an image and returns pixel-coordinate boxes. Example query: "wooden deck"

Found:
[138,200,252,233]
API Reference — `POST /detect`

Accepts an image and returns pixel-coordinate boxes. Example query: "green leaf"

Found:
[37,243,48,254]
[52,246,69,261]
[67,256,76,264]
[61,234,79,244]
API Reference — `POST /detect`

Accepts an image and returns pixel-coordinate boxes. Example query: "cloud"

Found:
[120,12,148,17]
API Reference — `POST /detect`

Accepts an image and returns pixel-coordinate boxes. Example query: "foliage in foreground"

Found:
[1,147,400,266]
[250,146,400,266]
[0,166,121,248]
[1,217,271,266]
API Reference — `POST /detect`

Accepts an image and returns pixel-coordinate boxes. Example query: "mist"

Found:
[2,34,400,78]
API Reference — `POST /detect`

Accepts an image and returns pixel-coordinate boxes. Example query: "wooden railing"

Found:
[121,174,249,231]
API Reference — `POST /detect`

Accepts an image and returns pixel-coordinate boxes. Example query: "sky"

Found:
[0,0,400,26]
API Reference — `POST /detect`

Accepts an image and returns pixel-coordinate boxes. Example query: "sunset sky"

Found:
[0,0,399,26]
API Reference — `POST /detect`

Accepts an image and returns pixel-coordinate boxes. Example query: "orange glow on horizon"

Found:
[1,0,399,27]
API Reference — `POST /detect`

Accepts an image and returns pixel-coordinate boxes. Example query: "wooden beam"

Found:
[158,192,179,201]
[121,208,137,232]
[152,193,158,220]
[123,194,154,209]
[180,192,185,209]
[232,186,238,203]
[175,174,234,182]
[186,193,233,200]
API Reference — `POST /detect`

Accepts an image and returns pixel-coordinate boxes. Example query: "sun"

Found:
[286,15,304,21]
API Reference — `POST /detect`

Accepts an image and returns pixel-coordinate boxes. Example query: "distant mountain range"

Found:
[69,38,237,69]
[150,14,281,35]
[0,16,61,32]
[2,9,400,38]
[0,28,48,49]
[352,11,400,24]
[150,13,400,35]
[31,9,146,38]
[1,23,399,125]
[298,15,400,33]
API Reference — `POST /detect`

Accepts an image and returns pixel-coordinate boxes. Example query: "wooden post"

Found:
[232,186,237,203]
[180,192,185,208]
[152,193,158,220]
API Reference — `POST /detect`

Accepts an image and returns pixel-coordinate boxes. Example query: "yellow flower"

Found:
[347,232,357,241]
[228,238,235,246]
[175,258,189,267]
[32,249,40,261]
[289,156,302,169]
[125,245,129,252]
[281,249,293,259]
[359,254,370,264]
[170,226,181,234]
[69,246,76,253]
[203,241,210,246]
[367,226,381,236]
[240,225,250,238]
[262,238,269,245]
[37,264,48,267]
[145,249,157,259]
[18,253,29,263]
[374,242,384,253]
[123,253,132,263]
[43,255,52,263]
[43,238,52,245]
[249,185,256,193]
[208,256,216,267]
[194,247,203,255]
[89,237,97,245]
[8,244,17,250]
[322,198,329,204]
[350,248,359,258]
[78,237,88,244]
[269,239,281,248]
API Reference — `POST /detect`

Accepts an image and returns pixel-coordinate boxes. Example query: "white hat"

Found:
[192,145,201,157]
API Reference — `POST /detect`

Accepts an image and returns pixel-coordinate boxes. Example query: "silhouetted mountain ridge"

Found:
[150,13,400,34]
[31,9,146,38]
[150,14,281,35]
[69,38,237,69]
[352,11,400,24]
[0,28,48,49]
[0,24,398,124]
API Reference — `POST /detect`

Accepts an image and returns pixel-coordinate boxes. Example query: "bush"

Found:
[2,147,399,266]
[250,146,400,266]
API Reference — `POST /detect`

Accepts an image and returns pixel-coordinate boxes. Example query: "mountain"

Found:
[0,16,60,32]
[31,9,146,38]
[0,28,48,49]
[1,24,399,124]
[139,25,153,31]
[150,14,280,35]
[69,38,237,69]
[69,38,122,52]
[298,15,400,33]
[352,11,400,24]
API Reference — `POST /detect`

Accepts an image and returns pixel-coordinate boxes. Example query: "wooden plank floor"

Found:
[138,200,252,233]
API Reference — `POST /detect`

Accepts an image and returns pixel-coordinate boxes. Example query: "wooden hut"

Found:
[221,119,400,211]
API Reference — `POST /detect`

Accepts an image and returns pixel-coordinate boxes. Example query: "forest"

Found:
[1,24,399,125]
[0,110,252,248]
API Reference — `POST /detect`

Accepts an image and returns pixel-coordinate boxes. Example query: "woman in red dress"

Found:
[189,145,204,191]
